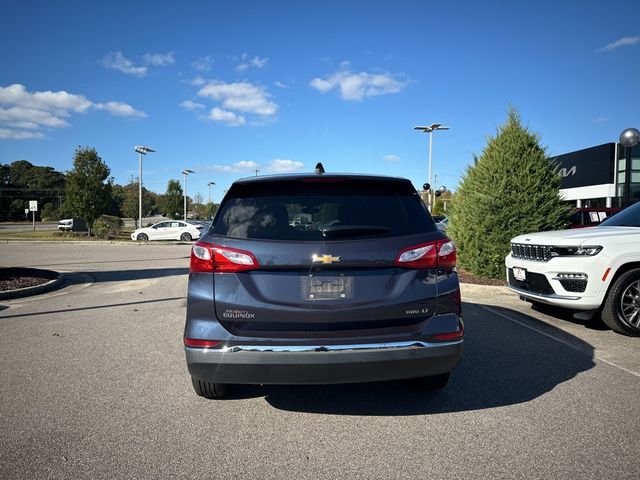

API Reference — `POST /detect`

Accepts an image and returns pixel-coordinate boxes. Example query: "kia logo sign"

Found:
[558,166,577,177]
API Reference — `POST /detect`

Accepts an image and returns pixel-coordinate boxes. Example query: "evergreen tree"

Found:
[160,179,183,219]
[447,107,570,278]
[64,147,112,235]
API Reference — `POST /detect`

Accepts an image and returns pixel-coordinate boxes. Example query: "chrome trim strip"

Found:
[507,285,580,301]
[219,340,460,353]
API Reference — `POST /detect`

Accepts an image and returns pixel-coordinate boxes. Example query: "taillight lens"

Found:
[190,241,259,273]
[395,238,457,269]
[184,338,222,348]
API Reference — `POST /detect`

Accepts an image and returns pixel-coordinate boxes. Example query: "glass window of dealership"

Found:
[553,142,640,208]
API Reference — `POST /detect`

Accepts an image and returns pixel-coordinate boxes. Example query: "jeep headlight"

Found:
[550,246,603,257]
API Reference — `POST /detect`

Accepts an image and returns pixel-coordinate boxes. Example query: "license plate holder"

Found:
[304,276,353,300]
[513,267,527,282]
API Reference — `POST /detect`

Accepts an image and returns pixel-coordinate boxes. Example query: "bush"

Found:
[447,107,570,278]
[92,215,123,239]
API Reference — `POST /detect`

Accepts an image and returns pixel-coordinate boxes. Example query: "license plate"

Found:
[305,276,352,300]
[513,267,527,282]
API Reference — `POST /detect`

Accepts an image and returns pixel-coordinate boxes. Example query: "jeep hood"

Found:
[511,226,640,246]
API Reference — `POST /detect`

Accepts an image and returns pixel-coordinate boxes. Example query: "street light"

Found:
[620,128,640,208]
[182,169,194,221]
[414,123,449,212]
[134,146,155,228]
[207,181,215,204]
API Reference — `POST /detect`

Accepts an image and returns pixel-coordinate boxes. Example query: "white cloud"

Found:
[593,115,612,123]
[267,159,305,173]
[383,154,400,162]
[101,51,147,77]
[192,56,214,72]
[209,160,259,172]
[198,80,277,116]
[179,100,206,111]
[596,36,640,52]
[274,81,290,89]
[310,67,406,101]
[0,84,146,140]
[142,52,175,66]
[208,107,246,126]
[0,83,92,114]
[237,53,268,72]
[94,101,147,117]
[0,128,45,140]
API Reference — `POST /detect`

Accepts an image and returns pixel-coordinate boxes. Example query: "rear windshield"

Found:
[212,178,436,240]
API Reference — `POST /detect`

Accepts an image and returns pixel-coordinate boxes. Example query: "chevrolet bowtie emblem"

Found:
[312,254,341,264]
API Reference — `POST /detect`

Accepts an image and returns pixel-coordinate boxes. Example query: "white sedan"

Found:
[131,220,201,242]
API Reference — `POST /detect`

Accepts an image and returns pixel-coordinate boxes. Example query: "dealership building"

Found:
[553,142,640,208]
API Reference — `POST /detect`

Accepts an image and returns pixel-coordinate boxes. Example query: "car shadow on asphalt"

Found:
[63,268,189,284]
[529,302,609,331]
[224,301,595,415]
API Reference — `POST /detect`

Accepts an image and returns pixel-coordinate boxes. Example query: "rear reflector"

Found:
[433,320,464,341]
[184,338,222,348]
[394,238,457,269]
[190,241,259,273]
[432,330,464,341]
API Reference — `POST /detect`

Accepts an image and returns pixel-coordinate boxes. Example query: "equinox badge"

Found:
[312,254,341,264]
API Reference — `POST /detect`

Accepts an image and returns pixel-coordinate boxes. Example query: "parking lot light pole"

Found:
[620,128,640,208]
[414,124,449,213]
[182,169,194,221]
[207,181,215,204]
[134,146,155,228]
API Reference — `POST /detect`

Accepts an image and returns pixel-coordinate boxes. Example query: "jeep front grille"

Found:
[511,243,552,262]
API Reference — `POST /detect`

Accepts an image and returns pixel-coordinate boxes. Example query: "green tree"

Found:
[121,182,154,227]
[8,199,27,221]
[0,160,65,221]
[64,147,112,236]
[160,179,183,219]
[447,107,570,278]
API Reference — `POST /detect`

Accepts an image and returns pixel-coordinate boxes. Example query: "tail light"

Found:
[394,238,457,269]
[432,322,464,341]
[190,241,260,273]
[184,338,222,348]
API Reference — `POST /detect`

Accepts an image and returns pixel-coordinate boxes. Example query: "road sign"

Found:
[29,200,38,212]
[24,208,29,215]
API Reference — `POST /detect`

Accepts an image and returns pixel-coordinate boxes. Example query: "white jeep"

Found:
[505,201,640,336]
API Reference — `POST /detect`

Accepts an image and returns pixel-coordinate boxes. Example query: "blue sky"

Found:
[1,0,638,203]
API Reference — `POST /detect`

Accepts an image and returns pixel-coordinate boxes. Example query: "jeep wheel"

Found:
[137,233,148,242]
[191,377,229,399]
[180,232,192,242]
[602,269,640,336]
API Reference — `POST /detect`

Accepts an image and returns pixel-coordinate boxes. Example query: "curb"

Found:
[0,270,65,300]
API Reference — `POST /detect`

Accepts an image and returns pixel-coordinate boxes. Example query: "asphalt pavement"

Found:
[0,243,639,479]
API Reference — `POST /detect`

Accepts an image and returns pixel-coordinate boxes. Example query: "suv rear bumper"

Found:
[186,340,463,385]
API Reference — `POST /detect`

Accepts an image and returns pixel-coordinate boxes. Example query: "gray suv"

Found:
[184,170,463,398]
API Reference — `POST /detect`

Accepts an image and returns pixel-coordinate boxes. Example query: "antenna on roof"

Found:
[314,162,325,175]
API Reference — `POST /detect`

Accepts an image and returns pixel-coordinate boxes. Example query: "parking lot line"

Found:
[481,304,640,378]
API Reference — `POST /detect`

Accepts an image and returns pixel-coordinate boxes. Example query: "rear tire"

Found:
[180,232,192,242]
[137,233,148,242]
[191,377,229,399]
[601,269,640,337]
[413,372,450,389]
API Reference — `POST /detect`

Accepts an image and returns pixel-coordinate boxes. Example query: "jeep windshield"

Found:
[212,177,436,241]
[600,201,640,227]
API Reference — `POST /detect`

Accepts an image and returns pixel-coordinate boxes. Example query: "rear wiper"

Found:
[321,225,391,238]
